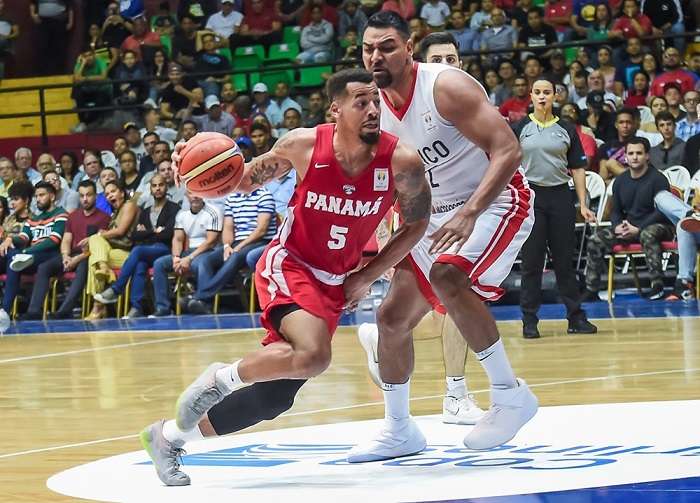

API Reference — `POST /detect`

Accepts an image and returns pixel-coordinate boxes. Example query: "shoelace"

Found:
[169,447,187,471]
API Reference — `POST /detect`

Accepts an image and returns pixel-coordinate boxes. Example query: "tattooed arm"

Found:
[234,128,316,193]
[343,141,430,305]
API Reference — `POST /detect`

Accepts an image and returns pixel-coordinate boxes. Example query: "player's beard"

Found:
[373,70,393,88]
[360,131,380,144]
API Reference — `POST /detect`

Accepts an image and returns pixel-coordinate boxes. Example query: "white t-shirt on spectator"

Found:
[174,203,223,249]
[420,1,450,27]
[206,10,244,39]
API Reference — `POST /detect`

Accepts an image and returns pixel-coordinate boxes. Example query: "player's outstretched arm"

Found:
[434,69,522,217]
[344,143,430,305]
[235,128,317,193]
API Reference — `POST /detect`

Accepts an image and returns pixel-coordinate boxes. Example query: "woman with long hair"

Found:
[642,53,659,82]
[483,68,503,106]
[597,45,616,93]
[118,150,142,199]
[513,78,597,338]
[85,180,139,320]
[146,48,170,102]
[59,151,79,187]
[586,3,612,41]
[624,70,650,107]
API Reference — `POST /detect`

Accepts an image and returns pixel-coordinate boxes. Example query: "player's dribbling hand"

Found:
[429,211,476,255]
[171,140,186,188]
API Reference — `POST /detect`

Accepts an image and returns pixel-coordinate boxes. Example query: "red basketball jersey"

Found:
[278,123,398,277]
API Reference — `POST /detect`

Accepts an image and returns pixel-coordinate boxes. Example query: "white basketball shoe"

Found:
[0,308,10,333]
[443,394,485,425]
[357,322,382,387]
[463,378,538,450]
[346,417,427,463]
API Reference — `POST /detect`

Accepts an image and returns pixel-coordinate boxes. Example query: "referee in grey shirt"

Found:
[513,78,597,339]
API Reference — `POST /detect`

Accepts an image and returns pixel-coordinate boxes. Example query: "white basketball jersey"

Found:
[379,63,491,210]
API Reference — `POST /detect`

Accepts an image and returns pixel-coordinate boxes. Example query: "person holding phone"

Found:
[47,180,111,319]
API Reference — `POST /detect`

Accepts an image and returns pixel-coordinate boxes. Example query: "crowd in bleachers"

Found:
[0,0,700,323]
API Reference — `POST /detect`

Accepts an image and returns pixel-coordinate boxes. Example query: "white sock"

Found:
[162,419,204,444]
[475,338,517,389]
[215,360,245,393]
[381,381,410,426]
[445,376,466,398]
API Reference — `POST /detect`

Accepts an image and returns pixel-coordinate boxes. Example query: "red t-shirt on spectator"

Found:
[576,125,598,162]
[624,91,648,108]
[121,31,161,61]
[611,15,652,39]
[243,11,282,32]
[381,1,416,20]
[300,5,338,27]
[544,0,572,33]
[65,209,111,255]
[650,70,699,97]
[499,96,530,123]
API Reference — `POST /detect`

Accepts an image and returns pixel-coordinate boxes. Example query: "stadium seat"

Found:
[218,47,233,65]
[283,26,302,45]
[296,65,332,88]
[607,242,678,302]
[232,53,261,70]
[235,45,265,61]
[232,71,259,92]
[260,69,293,90]
[160,34,172,58]
[266,43,300,64]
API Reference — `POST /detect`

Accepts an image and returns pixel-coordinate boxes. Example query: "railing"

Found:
[0,29,697,147]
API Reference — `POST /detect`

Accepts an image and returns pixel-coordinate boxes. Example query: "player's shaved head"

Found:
[326,68,375,101]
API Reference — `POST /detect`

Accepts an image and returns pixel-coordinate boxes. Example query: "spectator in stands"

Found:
[447,10,478,55]
[0,182,33,271]
[173,14,199,71]
[641,0,685,55]
[0,196,8,228]
[151,193,222,316]
[178,0,218,27]
[583,137,674,301]
[576,70,618,111]
[597,107,638,181]
[499,76,530,123]
[140,107,178,145]
[421,32,460,67]
[664,82,687,121]
[381,0,415,21]
[184,187,276,314]
[494,60,516,104]
[560,103,599,159]
[267,81,302,128]
[220,82,237,115]
[58,152,78,188]
[303,90,325,127]
[408,17,428,52]
[479,8,517,67]
[250,122,275,155]
[510,0,532,29]
[518,7,557,59]
[138,159,186,209]
[230,0,283,49]
[137,140,171,195]
[138,131,160,175]
[231,94,253,133]
[298,5,334,64]
[585,3,612,41]
[94,174,179,318]
[121,123,145,163]
[420,0,450,30]
[338,0,367,40]
[651,47,698,97]
[642,52,659,82]
[193,95,236,136]
[96,167,118,214]
[1,181,67,320]
[35,153,56,176]
[30,0,74,76]
[471,0,494,31]
[299,0,338,28]
[121,15,161,62]
[206,0,243,41]
[119,150,142,199]
[72,150,103,191]
[41,170,79,212]
[613,37,643,94]
[624,69,650,107]
[277,107,302,136]
[146,48,170,102]
[102,2,130,56]
[544,0,573,41]
[151,1,177,36]
[523,55,543,88]
[180,119,199,141]
[15,148,41,185]
[570,0,606,39]
[0,157,15,198]
[119,0,144,19]
[0,0,19,79]
[543,50,567,83]
[84,180,139,320]
[160,62,203,123]
[647,95,669,129]
[609,0,652,40]
[113,49,148,105]
[71,48,111,131]
[676,90,700,140]
[649,111,686,170]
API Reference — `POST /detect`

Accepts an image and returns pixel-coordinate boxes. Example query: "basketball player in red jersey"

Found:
[348,12,539,462]
[139,68,431,486]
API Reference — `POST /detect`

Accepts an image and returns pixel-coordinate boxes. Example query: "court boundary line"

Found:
[1,366,697,460]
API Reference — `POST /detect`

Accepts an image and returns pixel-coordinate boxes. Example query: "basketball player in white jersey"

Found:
[348,12,538,462]
[358,31,485,426]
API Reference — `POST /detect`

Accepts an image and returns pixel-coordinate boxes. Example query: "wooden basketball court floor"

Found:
[1,299,700,502]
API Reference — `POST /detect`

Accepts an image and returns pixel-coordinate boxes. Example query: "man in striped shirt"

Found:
[1,181,68,320]
[184,187,277,314]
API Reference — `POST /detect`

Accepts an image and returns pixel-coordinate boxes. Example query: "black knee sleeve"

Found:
[207,379,307,436]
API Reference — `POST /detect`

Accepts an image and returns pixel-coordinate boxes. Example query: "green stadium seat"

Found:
[232,72,260,92]
[564,46,578,65]
[219,47,233,65]
[232,53,261,70]
[260,70,293,91]
[160,34,172,58]
[296,65,332,88]
[266,42,300,64]
[283,26,302,45]
[235,45,265,61]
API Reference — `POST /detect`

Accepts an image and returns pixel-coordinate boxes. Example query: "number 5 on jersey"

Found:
[328,225,348,249]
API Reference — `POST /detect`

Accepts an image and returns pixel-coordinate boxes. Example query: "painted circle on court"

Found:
[48,400,700,502]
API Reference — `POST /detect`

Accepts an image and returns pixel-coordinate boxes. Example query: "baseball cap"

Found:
[168,62,183,73]
[252,83,268,93]
[586,90,605,108]
[205,95,221,109]
[123,122,139,132]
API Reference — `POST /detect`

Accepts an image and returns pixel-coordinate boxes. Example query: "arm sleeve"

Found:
[258,192,276,215]
[131,208,153,242]
[157,202,179,245]
[12,221,31,247]
[638,174,672,228]
[610,182,624,228]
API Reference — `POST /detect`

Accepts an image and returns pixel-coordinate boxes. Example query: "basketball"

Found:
[178,132,245,198]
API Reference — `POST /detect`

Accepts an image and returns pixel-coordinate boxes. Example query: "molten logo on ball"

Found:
[178,132,245,198]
